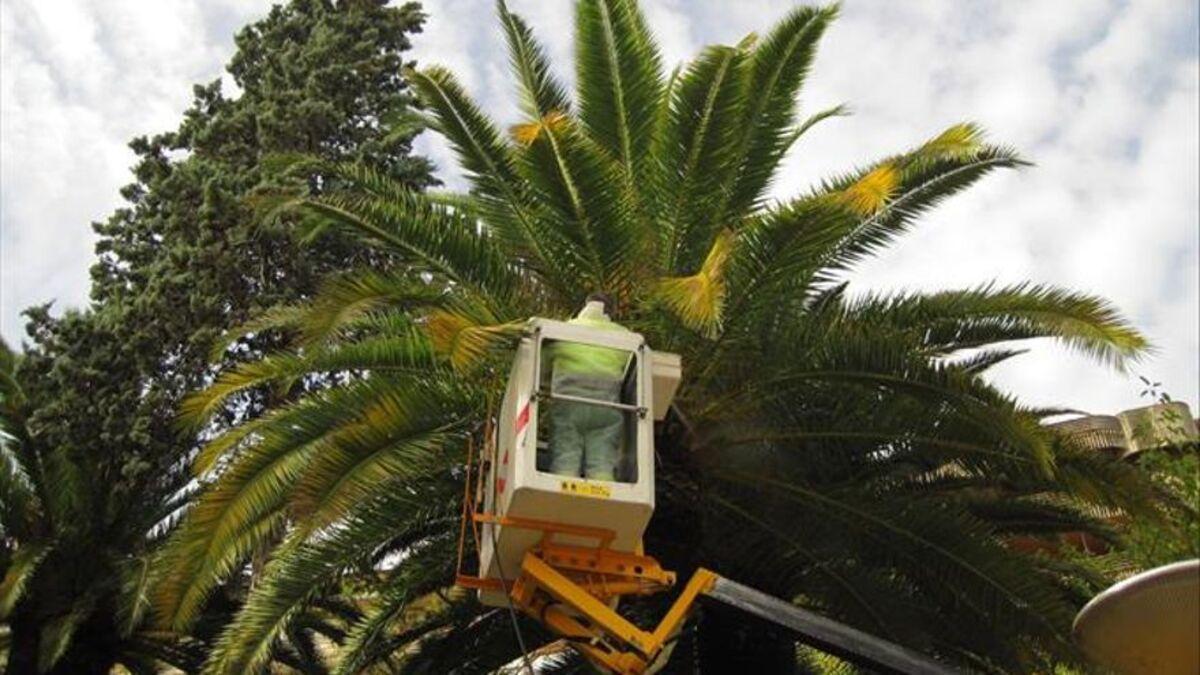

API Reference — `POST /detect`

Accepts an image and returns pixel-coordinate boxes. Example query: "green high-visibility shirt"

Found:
[551,310,632,382]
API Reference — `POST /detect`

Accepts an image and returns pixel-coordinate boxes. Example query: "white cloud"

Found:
[0,0,267,341]
[3,0,1196,415]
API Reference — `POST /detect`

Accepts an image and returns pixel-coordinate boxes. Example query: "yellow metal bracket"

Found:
[456,511,619,591]
[454,508,720,673]
[510,550,719,674]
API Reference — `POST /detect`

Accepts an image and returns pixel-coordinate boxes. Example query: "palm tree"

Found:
[155,1,1157,672]
[0,338,212,674]
[0,330,350,675]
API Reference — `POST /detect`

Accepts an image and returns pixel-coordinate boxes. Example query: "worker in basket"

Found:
[547,292,632,481]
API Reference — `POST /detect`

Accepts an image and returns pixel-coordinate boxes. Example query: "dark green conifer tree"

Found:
[2,2,432,672]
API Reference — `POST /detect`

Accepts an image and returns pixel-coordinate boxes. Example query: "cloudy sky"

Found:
[2,0,1197,415]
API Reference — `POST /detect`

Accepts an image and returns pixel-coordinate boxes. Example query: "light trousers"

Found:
[548,376,624,481]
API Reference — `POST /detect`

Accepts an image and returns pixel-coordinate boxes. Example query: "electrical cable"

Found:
[490,522,535,675]
[480,396,534,675]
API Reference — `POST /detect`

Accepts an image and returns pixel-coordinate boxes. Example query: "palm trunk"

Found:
[45,611,118,675]
[696,601,797,673]
[653,430,799,672]
[5,605,41,675]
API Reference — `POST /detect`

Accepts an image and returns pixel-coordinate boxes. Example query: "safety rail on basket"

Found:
[541,389,649,418]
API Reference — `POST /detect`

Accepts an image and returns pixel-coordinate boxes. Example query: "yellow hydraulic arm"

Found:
[457,514,711,673]
[457,515,955,675]
[510,550,718,673]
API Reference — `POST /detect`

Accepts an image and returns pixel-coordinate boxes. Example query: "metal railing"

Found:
[542,390,645,416]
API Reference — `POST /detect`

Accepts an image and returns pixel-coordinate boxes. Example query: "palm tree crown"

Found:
[154,1,1155,672]
[0,338,212,674]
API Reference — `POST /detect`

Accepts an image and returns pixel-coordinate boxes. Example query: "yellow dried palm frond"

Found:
[919,122,985,159]
[425,309,523,371]
[655,229,735,336]
[509,110,568,146]
[840,163,898,216]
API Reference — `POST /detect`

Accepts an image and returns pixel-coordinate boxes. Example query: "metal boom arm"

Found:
[510,559,958,674]
[703,576,957,675]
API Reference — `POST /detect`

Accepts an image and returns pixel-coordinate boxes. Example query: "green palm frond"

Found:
[1051,444,1167,520]
[203,490,458,675]
[759,338,1059,473]
[0,340,25,415]
[156,511,288,634]
[952,348,1029,374]
[842,283,1149,369]
[963,496,1119,543]
[208,304,309,362]
[0,434,41,540]
[723,126,1025,334]
[333,563,472,674]
[294,271,448,348]
[158,376,474,633]
[658,42,752,273]
[514,111,641,293]
[711,470,1078,667]
[809,125,1026,282]
[163,393,377,627]
[294,188,525,307]
[499,0,571,119]
[181,327,439,430]
[722,5,838,219]
[0,339,42,539]
[286,394,471,529]
[575,0,664,178]
[407,67,578,297]
[784,102,851,153]
[37,590,101,673]
[344,598,530,675]
[406,66,520,197]
[0,542,51,619]
[40,446,93,536]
